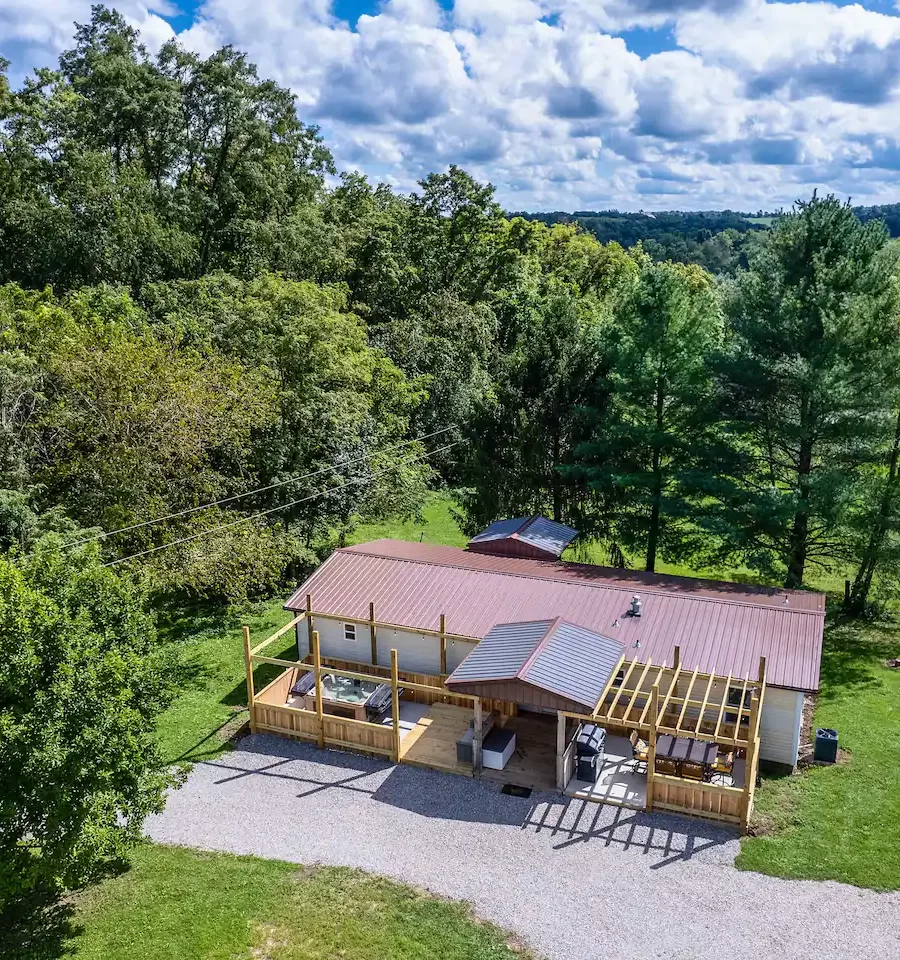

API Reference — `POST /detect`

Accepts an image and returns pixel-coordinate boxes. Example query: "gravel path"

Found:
[147,734,899,960]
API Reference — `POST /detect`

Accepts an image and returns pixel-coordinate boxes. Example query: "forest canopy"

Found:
[2,6,900,612]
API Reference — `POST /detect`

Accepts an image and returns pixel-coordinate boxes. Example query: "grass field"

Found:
[152,491,900,892]
[737,616,900,890]
[3,844,528,960]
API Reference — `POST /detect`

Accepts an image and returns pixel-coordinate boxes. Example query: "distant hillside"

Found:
[510,204,900,274]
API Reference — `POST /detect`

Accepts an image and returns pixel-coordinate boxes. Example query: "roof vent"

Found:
[629,594,643,617]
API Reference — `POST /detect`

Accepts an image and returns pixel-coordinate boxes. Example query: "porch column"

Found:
[646,684,659,811]
[243,625,256,734]
[555,711,567,790]
[472,697,483,773]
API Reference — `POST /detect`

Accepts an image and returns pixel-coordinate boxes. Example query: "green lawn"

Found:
[4,844,529,960]
[737,616,900,890]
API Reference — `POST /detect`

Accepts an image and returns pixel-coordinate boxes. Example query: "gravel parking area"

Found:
[148,734,899,960]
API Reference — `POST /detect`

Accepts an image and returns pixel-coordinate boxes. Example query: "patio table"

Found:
[655,735,717,778]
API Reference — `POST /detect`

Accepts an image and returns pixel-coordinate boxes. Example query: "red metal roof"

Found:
[286,539,825,692]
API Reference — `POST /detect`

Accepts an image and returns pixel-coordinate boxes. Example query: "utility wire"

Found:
[64,426,454,549]
[103,440,463,568]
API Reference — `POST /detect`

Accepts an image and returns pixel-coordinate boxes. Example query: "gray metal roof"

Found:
[446,617,626,710]
[468,516,579,558]
[524,621,625,709]
[447,620,554,683]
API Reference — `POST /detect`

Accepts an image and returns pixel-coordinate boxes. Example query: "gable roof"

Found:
[446,618,626,711]
[285,539,825,692]
[468,516,579,559]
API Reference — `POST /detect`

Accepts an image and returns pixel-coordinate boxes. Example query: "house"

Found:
[244,518,825,829]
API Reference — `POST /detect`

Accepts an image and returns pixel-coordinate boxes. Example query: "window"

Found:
[725,686,752,725]
[343,623,357,642]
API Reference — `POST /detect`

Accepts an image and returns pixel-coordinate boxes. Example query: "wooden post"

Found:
[555,711,567,790]
[312,629,325,749]
[758,655,767,687]
[243,626,256,733]
[439,613,447,676]
[673,645,681,670]
[390,648,401,763]
[472,697,483,773]
[646,684,659,812]
[741,693,761,830]
[306,594,314,660]
[370,602,378,666]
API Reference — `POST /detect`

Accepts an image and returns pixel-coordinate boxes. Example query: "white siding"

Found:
[758,687,803,767]
[296,615,476,676]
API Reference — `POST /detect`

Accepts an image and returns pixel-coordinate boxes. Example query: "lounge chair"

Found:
[365,683,402,722]
[731,757,746,789]
[289,671,316,697]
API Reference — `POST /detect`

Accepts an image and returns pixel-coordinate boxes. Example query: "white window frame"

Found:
[343,622,357,642]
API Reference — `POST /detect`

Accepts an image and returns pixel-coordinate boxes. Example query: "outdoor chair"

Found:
[628,730,649,774]
[364,683,393,722]
[730,757,746,789]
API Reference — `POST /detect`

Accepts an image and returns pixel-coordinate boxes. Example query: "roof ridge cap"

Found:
[516,615,563,680]
[338,542,825,616]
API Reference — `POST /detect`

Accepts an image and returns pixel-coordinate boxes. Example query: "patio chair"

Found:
[628,730,649,774]
[730,757,746,789]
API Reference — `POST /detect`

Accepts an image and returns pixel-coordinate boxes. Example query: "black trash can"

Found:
[814,728,839,763]
[575,723,606,784]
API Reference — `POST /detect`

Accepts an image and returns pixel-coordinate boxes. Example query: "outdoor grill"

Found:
[575,723,606,783]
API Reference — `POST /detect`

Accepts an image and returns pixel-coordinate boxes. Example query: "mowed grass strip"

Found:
[737,616,900,890]
[71,844,531,960]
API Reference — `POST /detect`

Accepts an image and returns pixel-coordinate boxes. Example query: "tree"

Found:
[0,541,174,908]
[571,259,723,571]
[705,195,900,587]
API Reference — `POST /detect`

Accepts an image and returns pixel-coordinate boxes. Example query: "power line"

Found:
[103,440,462,568]
[64,426,454,549]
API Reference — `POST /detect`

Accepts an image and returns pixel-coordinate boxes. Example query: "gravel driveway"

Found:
[147,734,898,960]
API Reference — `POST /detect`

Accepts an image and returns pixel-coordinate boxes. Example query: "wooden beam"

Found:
[638,666,667,725]
[591,653,626,716]
[675,667,700,733]
[306,594,314,658]
[696,672,715,735]
[622,658,653,724]
[758,655,767,687]
[243,626,256,734]
[307,609,476,643]
[657,664,682,725]
[251,654,314,670]
[390,648,401,762]
[472,698,483,773]
[250,611,306,656]
[439,613,447,676]
[646,684,659,812]
[555,711,567,790]
[673,645,681,670]
[741,693,761,830]
[713,672,733,740]
[605,657,640,720]
[370,602,378,666]
[312,629,325,749]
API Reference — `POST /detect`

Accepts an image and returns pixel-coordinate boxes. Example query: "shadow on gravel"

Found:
[523,800,737,867]
[209,735,738,861]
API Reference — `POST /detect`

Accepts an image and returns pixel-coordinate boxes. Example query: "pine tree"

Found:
[703,194,900,588]
[571,259,723,571]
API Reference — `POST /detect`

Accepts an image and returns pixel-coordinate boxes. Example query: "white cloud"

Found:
[4,0,900,209]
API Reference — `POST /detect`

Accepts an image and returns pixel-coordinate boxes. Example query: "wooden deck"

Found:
[399,703,558,791]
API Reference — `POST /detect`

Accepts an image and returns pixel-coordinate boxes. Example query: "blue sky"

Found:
[5,0,900,211]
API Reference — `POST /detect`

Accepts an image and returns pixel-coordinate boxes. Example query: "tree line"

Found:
[3,8,900,609]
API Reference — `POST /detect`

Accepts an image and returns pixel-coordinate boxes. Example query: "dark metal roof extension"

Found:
[446,618,626,711]
[467,516,579,559]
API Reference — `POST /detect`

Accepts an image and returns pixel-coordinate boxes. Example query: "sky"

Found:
[5,0,900,211]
